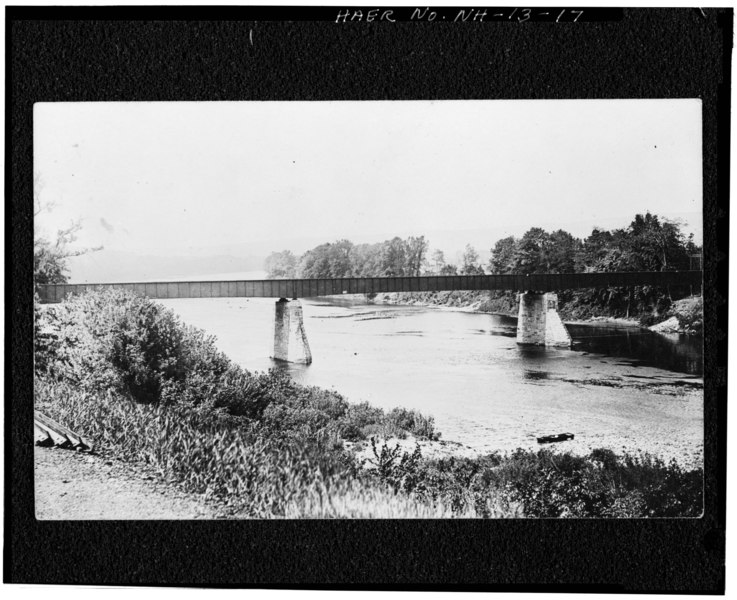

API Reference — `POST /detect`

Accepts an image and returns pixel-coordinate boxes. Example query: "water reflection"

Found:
[516,345,551,360]
[522,370,551,381]
[566,324,703,376]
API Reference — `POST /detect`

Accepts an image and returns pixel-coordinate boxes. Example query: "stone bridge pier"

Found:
[273,298,312,364]
[516,292,571,347]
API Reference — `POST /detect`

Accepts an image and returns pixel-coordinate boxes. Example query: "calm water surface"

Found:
[159,297,703,463]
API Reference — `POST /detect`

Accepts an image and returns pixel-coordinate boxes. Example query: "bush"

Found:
[669,296,703,335]
[42,289,186,403]
[384,407,439,440]
[161,363,270,420]
[366,446,703,518]
[34,300,62,375]
[613,453,703,517]
[488,448,702,518]
[38,291,296,419]
[366,437,423,490]
[341,402,384,440]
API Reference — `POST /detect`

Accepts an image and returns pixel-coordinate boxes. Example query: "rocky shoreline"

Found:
[369,291,702,335]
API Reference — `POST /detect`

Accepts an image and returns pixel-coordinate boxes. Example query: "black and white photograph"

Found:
[9,5,729,591]
[33,99,704,519]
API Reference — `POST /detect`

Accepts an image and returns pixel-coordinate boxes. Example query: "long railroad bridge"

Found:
[37,270,702,364]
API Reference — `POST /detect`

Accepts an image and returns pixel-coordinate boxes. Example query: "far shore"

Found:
[368,293,644,327]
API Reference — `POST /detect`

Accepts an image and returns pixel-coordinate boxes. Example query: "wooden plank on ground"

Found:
[34,420,72,448]
[35,411,93,451]
[35,424,54,447]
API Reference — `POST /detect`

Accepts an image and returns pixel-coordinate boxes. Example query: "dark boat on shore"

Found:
[537,432,575,444]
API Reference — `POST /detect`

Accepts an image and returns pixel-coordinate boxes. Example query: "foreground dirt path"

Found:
[35,446,220,520]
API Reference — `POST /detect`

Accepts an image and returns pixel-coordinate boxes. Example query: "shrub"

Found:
[612,453,703,517]
[669,296,703,335]
[162,363,270,420]
[382,447,703,518]
[336,402,378,440]
[384,407,439,440]
[500,453,612,517]
[489,448,702,518]
[34,300,62,375]
[366,437,423,490]
[46,289,186,403]
[37,291,284,419]
[342,405,439,441]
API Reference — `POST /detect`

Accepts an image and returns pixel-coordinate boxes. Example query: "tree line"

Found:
[265,212,701,280]
[265,235,432,279]
[482,213,701,319]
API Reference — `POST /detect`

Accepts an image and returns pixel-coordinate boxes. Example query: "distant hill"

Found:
[66,249,265,283]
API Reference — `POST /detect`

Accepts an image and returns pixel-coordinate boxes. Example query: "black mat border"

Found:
[5,6,730,591]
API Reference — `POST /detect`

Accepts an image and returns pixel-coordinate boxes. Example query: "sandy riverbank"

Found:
[347,376,703,472]
[350,400,702,471]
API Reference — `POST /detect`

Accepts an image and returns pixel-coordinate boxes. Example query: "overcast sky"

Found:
[34,99,703,259]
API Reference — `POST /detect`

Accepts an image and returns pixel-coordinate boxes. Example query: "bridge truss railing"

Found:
[36,271,703,304]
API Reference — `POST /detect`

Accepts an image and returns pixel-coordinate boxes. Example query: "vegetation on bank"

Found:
[35,289,703,518]
[265,212,702,326]
[377,289,704,334]
[370,445,702,518]
[36,289,438,442]
[648,296,704,335]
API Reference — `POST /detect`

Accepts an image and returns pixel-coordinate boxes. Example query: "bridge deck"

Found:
[36,271,702,303]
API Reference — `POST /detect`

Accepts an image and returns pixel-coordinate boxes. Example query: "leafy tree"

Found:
[264,250,297,279]
[582,228,614,271]
[297,241,355,278]
[439,264,459,275]
[296,236,430,279]
[431,249,446,274]
[547,230,581,273]
[352,243,385,277]
[381,237,408,276]
[488,236,516,274]
[34,180,101,287]
[461,244,484,275]
[327,239,354,277]
[624,213,689,272]
[509,228,550,275]
[298,244,331,278]
[405,236,429,276]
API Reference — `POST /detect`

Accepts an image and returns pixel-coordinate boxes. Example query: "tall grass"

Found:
[283,479,483,519]
[395,448,703,518]
[35,377,471,518]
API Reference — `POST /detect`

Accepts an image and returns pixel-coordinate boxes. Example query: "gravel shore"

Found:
[35,446,221,520]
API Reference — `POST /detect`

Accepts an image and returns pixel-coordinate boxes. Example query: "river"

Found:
[158,296,703,467]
